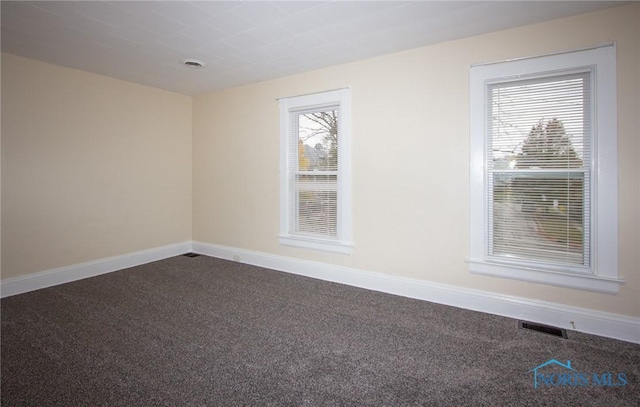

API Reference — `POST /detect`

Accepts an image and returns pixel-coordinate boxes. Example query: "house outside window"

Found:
[279,88,352,254]
[468,44,622,293]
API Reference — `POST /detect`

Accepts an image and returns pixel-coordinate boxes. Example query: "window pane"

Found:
[488,73,590,169]
[293,109,339,238]
[297,110,339,172]
[488,72,591,268]
[295,174,337,237]
[492,173,586,266]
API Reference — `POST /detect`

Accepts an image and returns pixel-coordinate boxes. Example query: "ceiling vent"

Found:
[182,58,205,69]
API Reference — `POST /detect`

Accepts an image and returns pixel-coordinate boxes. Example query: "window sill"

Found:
[466,258,624,294]
[279,235,353,255]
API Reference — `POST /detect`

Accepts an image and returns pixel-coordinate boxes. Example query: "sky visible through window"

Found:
[299,114,328,150]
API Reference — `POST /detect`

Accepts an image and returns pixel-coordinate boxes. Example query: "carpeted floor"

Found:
[2,255,639,406]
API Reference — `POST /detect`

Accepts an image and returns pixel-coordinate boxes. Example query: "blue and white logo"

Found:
[529,359,628,389]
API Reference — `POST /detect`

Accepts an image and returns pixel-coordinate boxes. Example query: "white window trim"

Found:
[279,88,353,254]
[468,44,623,293]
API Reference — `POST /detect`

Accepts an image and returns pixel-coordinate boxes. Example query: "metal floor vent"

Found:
[518,320,568,339]
[182,253,200,258]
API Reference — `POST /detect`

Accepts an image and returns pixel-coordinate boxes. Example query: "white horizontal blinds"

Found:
[487,71,591,268]
[290,107,339,238]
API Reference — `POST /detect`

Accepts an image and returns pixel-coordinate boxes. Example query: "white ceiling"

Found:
[1,1,626,96]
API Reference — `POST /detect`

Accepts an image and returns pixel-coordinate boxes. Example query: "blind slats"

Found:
[487,72,591,268]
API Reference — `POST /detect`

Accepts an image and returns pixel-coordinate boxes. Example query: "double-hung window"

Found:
[279,88,352,254]
[468,44,622,293]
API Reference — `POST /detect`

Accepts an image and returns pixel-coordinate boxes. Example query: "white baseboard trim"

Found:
[192,241,640,344]
[0,242,192,298]
[3,240,637,344]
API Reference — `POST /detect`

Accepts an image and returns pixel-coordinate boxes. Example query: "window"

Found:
[279,88,352,254]
[468,44,622,293]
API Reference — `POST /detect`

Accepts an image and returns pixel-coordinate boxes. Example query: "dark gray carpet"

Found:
[2,255,639,406]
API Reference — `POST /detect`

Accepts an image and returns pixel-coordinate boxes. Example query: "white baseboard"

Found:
[3,240,637,344]
[0,242,192,298]
[192,241,640,344]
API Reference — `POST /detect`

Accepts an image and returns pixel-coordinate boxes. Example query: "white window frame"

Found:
[468,44,623,293]
[279,88,353,254]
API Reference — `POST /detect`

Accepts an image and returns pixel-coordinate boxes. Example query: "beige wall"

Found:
[1,54,192,279]
[193,4,639,317]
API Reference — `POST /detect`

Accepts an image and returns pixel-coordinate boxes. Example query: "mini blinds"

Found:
[288,107,340,239]
[487,71,592,268]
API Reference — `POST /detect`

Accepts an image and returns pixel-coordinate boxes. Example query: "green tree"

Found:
[512,118,584,245]
[517,118,582,169]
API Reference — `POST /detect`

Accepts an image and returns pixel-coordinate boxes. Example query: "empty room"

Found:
[1,1,639,405]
